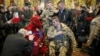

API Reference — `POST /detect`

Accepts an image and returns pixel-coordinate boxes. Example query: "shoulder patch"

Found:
[91,22,97,26]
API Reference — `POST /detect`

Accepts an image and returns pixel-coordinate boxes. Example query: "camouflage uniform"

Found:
[86,16,100,56]
[41,9,54,34]
[87,16,100,46]
[47,23,76,56]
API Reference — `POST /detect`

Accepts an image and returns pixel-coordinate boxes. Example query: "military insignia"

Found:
[91,22,97,26]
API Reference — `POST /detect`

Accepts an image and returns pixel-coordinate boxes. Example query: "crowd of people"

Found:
[0,1,100,56]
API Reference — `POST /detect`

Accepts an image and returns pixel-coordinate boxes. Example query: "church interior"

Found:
[0,0,100,56]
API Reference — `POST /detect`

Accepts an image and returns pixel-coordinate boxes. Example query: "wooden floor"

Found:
[72,48,89,56]
[72,51,88,56]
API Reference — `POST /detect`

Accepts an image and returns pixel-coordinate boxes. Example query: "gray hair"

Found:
[18,28,28,36]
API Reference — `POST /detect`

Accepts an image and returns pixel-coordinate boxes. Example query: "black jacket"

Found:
[1,33,33,56]
[58,9,72,25]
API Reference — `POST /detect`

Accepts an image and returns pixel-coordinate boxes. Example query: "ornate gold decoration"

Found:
[29,0,39,6]
[17,0,24,7]
[4,0,10,6]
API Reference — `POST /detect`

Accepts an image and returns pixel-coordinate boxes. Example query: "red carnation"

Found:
[86,16,92,21]
[12,17,20,23]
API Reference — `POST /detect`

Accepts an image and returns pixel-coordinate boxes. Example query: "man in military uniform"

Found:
[86,5,100,56]
[86,15,100,56]
[40,2,55,34]
[47,16,76,56]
